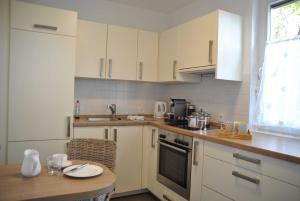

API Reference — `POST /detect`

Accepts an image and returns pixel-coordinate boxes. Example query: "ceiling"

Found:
[108,0,197,13]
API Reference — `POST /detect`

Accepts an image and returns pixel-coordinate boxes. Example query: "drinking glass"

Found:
[47,155,62,176]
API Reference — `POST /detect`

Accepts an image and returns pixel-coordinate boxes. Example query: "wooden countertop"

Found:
[0,160,116,201]
[74,115,300,165]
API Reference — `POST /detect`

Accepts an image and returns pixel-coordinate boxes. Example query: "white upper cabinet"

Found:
[76,20,107,79]
[106,25,138,81]
[137,30,158,82]
[158,26,200,82]
[178,10,242,81]
[11,0,77,36]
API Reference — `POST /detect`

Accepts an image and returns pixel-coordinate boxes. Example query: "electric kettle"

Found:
[154,101,167,118]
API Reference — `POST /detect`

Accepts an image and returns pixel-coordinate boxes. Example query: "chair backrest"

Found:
[67,138,116,171]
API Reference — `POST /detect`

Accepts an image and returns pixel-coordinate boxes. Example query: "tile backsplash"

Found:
[75,73,250,122]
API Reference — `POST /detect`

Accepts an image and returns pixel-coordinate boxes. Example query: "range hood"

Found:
[178,65,216,74]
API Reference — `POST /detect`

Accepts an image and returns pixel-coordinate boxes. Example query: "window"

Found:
[254,0,300,136]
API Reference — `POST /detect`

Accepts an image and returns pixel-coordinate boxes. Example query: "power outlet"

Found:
[218,113,225,122]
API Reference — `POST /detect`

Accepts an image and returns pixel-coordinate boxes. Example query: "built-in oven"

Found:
[157,129,193,200]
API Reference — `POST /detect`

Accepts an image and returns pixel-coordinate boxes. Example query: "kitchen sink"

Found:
[87,117,122,122]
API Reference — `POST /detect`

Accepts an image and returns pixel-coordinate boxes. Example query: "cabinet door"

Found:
[190,138,204,201]
[178,12,218,69]
[112,126,143,193]
[11,1,77,36]
[73,126,110,139]
[142,126,158,191]
[76,20,107,78]
[8,140,69,164]
[158,26,179,82]
[137,31,158,81]
[8,29,75,141]
[106,25,138,80]
[202,186,232,201]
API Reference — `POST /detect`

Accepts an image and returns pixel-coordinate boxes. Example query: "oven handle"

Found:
[159,141,187,154]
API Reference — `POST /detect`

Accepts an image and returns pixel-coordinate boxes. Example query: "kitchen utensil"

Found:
[52,153,72,168]
[63,164,103,178]
[186,104,196,116]
[21,149,41,177]
[47,155,62,176]
[154,101,167,118]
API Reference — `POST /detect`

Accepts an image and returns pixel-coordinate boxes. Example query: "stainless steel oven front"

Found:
[157,129,193,200]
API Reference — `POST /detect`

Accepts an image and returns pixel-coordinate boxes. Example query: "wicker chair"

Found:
[67,138,116,201]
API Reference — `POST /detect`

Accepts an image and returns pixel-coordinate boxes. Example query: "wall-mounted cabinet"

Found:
[137,31,158,82]
[76,20,107,79]
[178,10,242,81]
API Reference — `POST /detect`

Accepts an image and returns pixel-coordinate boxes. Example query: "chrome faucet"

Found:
[107,104,117,119]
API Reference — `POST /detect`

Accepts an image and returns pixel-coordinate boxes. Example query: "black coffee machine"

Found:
[167,99,188,127]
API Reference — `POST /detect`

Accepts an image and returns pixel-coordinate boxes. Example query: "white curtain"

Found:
[254,37,300,136]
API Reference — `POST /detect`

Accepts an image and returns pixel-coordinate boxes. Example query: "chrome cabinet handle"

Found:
[208,40,213,64]
[100,58,104,78]
[232,171,260,184]
[108,59,112,78]
[113,128,117,142]
[67,116,71,138]
[193,141,199,166]
[139,62,143,80]
[163,194,173,201]
[104,128,109,139]
[233,153,261,164]
[173,60,177,80]
[33,24,58,31]
[151,129,155,148]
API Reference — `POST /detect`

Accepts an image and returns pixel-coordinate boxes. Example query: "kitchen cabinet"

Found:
[137,31,158,82]
[8,1,76,142]
[7,140,69,164]
[178,10,242,81]
[142,126,158,191]
[73,126,110,139]
[190,138,204,201]
[106,25,138,81]
[76,20,107,79]
[153,181,188,201]
[158,26,200,82]
[203,142,300,201]
[112,126,143,193]
[201,186,232,201]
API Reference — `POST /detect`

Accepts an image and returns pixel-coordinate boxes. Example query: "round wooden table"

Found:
[0,160,116,201]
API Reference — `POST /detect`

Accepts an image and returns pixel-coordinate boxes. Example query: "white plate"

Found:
[63,164,103,178]
[62,160,72,168]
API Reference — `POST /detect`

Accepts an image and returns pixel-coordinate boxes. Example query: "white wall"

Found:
[0,0,10,164]
[24,0,168,31]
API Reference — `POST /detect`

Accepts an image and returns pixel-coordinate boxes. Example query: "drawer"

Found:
[204,141,300,187]
[11,1,77,36]
[201,186,233,201]
[203,155,300,201]
[73,127,109,139]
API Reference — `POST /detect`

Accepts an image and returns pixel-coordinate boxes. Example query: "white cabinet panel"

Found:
[8,140,69,164]
[190,138,204,201]
[106,25,138,81]
[8,29,75,141]
[73,126,109,139]
[112,126,143,193]
[202,186,233,201]
[11,1,77,36]
[137,31,158,82]
[76,20,107,78]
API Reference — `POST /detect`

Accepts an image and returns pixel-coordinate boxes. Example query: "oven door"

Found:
[157,140,192,200]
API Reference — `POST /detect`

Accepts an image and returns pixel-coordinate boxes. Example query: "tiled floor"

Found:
[111,193,160,201]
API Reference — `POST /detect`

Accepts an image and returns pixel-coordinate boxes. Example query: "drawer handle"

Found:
[108,59,112,78]
[232,171,260,184]
[104,128,109,139]
[233,153,261,164]
[139,62,143,80]
[100,58,104,78]
[33,24,58,31]
[113,129,117,142]
[173,60,177,80]
[67,116,71,137]
[208,40,213,64]
[193,141,199,166]
[163,194,173,201]
[151,129,155,148]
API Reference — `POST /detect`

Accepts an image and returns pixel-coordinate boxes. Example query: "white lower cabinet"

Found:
[73,126,110,139]
[190,138,204,201]
[201,186,232,201]
[7,140,69,164]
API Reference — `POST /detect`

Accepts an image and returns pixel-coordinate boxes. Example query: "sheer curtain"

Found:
[254,37,300,136]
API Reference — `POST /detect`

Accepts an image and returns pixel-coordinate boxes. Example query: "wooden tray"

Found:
[218,129,252,140]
